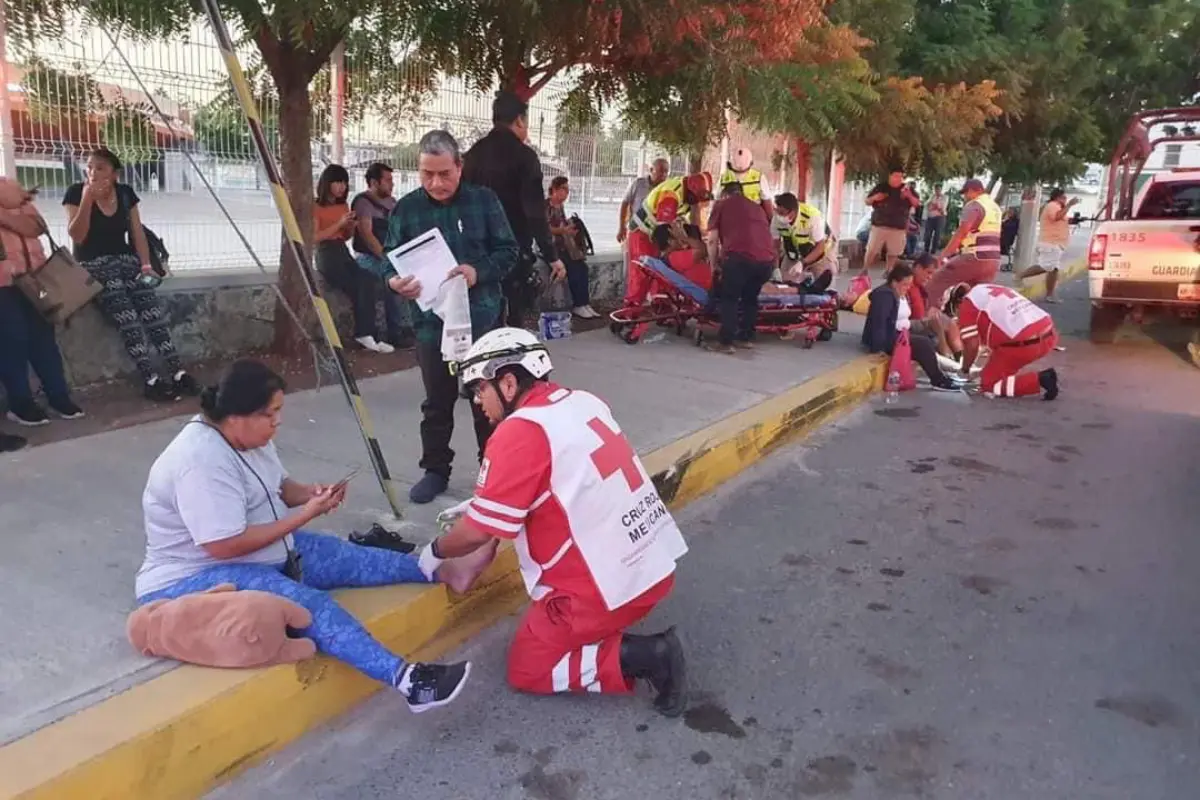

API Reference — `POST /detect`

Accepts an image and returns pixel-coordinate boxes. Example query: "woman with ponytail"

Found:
[133,358,496,712]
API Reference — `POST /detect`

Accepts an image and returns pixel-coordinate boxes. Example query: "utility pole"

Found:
[0,1,17,179]
[330,43,345,165]
[1015,184,1041,272]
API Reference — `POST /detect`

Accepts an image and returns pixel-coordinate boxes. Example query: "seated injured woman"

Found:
[133,359,497,713]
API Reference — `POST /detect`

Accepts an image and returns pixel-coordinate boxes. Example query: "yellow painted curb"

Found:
[1017,257,1087,301]
[0,354,887,800]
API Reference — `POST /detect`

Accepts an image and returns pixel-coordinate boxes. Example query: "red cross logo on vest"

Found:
[987,285,1013,298]
[587,417,644,491]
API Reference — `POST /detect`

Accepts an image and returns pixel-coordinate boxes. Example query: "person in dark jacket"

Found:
[862,264,958,391]
[463,91,566,328]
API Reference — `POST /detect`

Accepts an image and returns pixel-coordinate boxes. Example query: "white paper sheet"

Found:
[386,227,458,312]
[434,275,473,363]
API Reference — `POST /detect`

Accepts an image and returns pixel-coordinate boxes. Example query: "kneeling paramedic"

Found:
[943,283,1059,400]
[415,328,690,716]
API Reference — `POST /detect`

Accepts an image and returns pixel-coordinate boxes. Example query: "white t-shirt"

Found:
[135,417,293,598]
[896,296,912,331]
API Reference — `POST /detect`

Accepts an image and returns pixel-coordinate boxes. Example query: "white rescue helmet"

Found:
[458,327,553,387]
[730,148,754,172]
[941,282,972,316]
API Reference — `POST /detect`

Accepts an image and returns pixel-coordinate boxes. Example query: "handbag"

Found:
[889,330,918,391]
[10,217,101,324]
[118,186,169,276]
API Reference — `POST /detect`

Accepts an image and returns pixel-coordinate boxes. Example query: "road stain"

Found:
[946,518,965,525]
[1096,694,1183,728]
[962,575,1007,595]
[743,716,759,727]
[983,422,1022,431]
[909,462,936,474]
[1054,444,1082,455]
[850,725,943,795]
[875,408,920,418]
[494,739,520,755]
[519,765,587,800]
[635,723,649,733]
[770,757,785,769]
[532,746,558,766]
[1016,433,1040,442]
[836,567,856,574]
[861,481,882,490]
[1047,452,1070,463]
[633,749,653,762]
[847,538,870,546]
[684,703,748,739]
[691,750,713,765]
[945,484,965,492]
[863,653,922,684]
[783,553,816,567]
[981,536,1017,552]
[759,615,775,625]
[743,763,769,788]
[795,755,858,796]
[1034,516,1078,531]
[948,456,1011,475]
[867,602,892,612]
[880,567,906,577]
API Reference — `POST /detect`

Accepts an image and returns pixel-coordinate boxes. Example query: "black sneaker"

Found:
[349,523,416,553]
[6,400,49,427]
[397,661,471,713]
[619,627,688,717]
[144,377,181,403]
[172,371,202,397]
[1039,368,1059,401]
[0,432,27,452]
[48,399,85,420]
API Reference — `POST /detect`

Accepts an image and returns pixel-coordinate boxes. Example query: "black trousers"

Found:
[907,330,950,386]
[317,241,382,340]
[718,255,773,345]
[502,254,539,329]
[415,335,494,479]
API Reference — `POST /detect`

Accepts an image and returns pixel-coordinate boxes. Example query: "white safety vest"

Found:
[508,388,688,611]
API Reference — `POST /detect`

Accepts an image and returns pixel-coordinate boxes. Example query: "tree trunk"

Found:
[794,138,812,201]
[272,77,318,356]
[687,150,703,174]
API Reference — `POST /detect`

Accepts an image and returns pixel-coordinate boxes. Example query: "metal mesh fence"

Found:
[2,14,682,271]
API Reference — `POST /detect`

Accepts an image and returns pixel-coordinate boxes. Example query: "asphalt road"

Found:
[210,276,1200,800]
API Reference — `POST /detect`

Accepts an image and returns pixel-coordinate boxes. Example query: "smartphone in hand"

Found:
[333,466,362,490]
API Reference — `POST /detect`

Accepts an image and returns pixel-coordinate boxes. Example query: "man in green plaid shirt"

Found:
[362,129,519,504]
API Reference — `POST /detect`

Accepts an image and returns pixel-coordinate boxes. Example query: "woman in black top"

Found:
[63,147,196,401]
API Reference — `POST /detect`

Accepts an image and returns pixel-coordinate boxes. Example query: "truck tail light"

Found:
[1088,234,1108,270]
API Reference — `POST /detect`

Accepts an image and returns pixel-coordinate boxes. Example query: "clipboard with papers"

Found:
[386,227,459,312]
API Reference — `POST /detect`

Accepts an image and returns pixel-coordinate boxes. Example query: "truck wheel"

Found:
[1089,305,1123,344]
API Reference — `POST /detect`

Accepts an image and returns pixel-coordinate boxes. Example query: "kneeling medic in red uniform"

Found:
[943,282,1060,400]
[415,327,690,716]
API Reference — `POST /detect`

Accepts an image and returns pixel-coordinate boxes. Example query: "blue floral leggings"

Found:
[137,532,430,686]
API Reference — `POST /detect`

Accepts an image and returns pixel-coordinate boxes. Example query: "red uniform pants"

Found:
[623,229,660,307]
[507,575,673,695]
[979,331,1057,397]
[924,255,1000,314]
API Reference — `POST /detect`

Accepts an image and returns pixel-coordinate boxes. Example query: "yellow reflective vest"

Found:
[718,167,764,204]
[961,192,1002,259]
[630,177,689,234]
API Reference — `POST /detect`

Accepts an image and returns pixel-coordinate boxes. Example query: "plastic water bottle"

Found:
[885,370,901,404]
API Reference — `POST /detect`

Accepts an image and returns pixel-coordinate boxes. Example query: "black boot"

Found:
[1038,368,1059,401]
[619,627,687,717]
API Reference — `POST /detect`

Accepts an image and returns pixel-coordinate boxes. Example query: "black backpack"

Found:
[569,213,594,256]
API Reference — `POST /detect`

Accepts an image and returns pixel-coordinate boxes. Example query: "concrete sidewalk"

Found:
[0,317,869,747]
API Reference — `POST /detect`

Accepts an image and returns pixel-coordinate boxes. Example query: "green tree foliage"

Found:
[19,0,437,353]
[100,100,158,166]
[19,56,101,128]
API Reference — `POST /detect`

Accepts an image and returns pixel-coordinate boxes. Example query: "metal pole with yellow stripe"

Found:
[200,0,403,518]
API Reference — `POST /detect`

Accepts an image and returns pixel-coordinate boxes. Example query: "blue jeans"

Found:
[138,532,430,686]
[0,286,72,407]
[564,258,591,307]
[355,252,412,339]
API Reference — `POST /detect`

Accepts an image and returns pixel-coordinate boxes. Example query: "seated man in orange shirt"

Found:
[909,254,962,362]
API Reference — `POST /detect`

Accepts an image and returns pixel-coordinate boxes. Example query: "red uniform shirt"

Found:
[958,284,1053,347]
[469,382,633,607]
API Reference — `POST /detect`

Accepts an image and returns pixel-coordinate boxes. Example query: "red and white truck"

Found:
[1087,108,1200,342]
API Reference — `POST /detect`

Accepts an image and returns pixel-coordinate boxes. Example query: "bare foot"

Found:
[436,539,500,594]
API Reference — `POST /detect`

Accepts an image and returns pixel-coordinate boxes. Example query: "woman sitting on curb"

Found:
[0,178,85,430]
[63,147,197,402]
[134,359,498,712]
[862,264,958,392]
